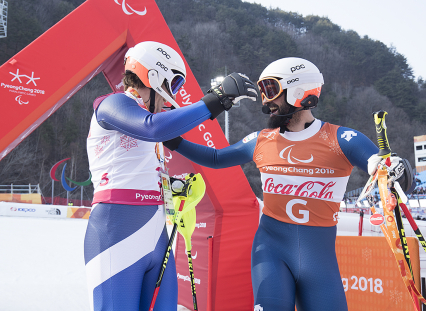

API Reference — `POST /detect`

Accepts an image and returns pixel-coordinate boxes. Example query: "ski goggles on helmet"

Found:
[165,73,186,96]
[257,77,283,102]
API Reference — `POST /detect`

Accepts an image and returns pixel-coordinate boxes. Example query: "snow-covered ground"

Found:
[0,216,89,311]
[1,212,426,311]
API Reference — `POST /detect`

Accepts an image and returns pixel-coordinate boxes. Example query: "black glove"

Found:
[202,72,258,120]
[163,136,183,151]
[391,158,414,193]
[368,154,414,194]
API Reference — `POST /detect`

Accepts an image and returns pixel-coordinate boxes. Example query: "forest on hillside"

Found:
[1,0,426,200]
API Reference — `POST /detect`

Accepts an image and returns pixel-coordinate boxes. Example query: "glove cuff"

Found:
[163,136,183,151]
[397,158,414,193]
[202,93,225,120]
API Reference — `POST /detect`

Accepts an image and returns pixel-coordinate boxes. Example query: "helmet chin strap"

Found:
[148,70,181,109]
[149,88,156,113]
[261,104,301,117]
[279,105,297,128]
[263,103,300,131]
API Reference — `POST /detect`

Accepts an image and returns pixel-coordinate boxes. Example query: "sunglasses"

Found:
[165,73,186,96]
[257,77,283,102]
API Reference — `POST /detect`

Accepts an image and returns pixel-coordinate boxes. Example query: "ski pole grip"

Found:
[373,110,391,159]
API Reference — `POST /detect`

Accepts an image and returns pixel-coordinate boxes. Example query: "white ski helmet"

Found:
[124,41,186,108]
[258,57,324,107]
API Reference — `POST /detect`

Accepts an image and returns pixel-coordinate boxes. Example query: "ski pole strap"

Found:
[373,110,391,160]
[375,169,426,306]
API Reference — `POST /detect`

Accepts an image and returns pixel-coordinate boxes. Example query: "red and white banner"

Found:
[0,1,259,310]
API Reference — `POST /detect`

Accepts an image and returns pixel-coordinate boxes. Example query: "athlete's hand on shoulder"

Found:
[208,73,258,110]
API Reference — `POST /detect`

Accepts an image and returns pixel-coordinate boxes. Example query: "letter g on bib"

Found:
[286,199,309,223]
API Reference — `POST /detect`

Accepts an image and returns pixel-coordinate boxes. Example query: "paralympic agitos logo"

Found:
[279,145,313,164]
[50,158,91,191]
[114,0,147,15]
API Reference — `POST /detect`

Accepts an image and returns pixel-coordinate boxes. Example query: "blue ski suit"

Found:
[85,92,217,311]
[168,119,379,311]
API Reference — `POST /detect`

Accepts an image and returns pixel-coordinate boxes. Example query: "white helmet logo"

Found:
[114,0,147,15]
[279,145,313,164]
[157,47,171,59]
[290,64,305,73]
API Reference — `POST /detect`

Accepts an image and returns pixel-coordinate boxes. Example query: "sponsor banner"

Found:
[67,207,91,219]
[261,173,348,202]
[0,193,42,204]
[336,236,420,311]
[0,202,68,218]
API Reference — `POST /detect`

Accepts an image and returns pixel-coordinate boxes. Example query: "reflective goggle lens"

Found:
[257,78,282,101]
[170,75,186,95]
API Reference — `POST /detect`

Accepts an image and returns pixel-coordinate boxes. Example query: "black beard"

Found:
[266,102,295,130]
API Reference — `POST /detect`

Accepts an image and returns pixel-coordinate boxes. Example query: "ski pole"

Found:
[186,249,198,311]
[148,199,185,311]
[358,209,363,236]
[373,110,423,310]
[178,209,199,311]
[398,200,426,253]
[149,175,194,311]
[175,173,205,311]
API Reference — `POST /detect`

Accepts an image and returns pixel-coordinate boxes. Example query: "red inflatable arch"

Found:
[0,1,259,310]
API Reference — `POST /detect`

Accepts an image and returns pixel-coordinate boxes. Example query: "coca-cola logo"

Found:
[369,213,384,226]
[264,177,335,199]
